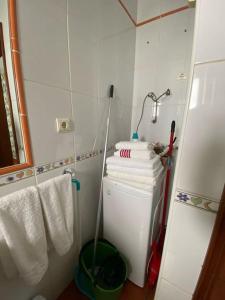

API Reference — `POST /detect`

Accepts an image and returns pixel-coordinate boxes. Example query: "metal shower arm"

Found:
[151,89,171,103]
[152,89,171,123]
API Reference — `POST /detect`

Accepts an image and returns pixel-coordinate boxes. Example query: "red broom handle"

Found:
[161,121,175,228]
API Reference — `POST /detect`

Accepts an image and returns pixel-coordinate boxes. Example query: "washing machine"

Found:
[103,175,165,287]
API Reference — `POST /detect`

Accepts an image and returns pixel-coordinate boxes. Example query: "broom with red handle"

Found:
[148,120,176,287]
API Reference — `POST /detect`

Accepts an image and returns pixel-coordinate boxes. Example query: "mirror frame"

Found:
[0,0,33,175]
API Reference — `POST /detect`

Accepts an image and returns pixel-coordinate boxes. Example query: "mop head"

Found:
[95,254,126,289]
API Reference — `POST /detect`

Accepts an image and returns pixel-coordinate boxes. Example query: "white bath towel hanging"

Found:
[106,155,161,169]
[38,174,74,256]
[0,229,18,279]
[115,141,154,151]
[0,187,48,285]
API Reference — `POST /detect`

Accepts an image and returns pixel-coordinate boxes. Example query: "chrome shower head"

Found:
[165,89,171,96]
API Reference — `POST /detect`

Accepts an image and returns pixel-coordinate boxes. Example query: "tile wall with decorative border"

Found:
[175,189,219,213]
[0,145,115,187]
[1,146,218,215]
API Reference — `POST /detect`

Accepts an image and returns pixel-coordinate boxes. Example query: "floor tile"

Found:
[57,281,155,300]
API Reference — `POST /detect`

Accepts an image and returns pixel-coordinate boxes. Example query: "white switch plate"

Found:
[177,73,187,80]
[56,118,73,133]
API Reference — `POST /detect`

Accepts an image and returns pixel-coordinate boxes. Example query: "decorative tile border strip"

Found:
[35,156,75,175]
[76,150,99,162]
[0,144,116,186]
[0,168,34,187]
[76,145,115,162]
[175,189,219,213]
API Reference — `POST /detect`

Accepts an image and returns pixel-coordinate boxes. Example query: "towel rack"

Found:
[64,167,76,177]
[64,168,80,191]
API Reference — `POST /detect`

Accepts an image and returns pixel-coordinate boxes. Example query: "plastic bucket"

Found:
[77,239,127,300]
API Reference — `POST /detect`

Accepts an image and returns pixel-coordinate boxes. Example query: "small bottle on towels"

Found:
[132,131,139,142]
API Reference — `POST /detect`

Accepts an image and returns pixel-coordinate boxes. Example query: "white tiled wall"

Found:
[131,4,195,144]
[177,61,225,201]
[18,0,70,90]
[98,0,135,39]
[25,81,74,165]
[0,0,136,299]
[5,1,224,300]
[195,0,225,63]
[122,0,138,22]
[156,0,225,299]
[162,202,215,295]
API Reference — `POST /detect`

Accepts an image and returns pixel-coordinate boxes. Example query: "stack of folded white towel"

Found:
[106,141,164,192]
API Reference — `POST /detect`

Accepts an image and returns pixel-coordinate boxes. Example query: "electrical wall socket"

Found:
[56,118,73,133]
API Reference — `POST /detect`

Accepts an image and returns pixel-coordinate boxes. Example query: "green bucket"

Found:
[77,239,127,300]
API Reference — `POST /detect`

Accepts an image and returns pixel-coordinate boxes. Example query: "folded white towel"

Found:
[117,149,156,159]
[115,150,156,160]
[106,155,161,169]
[38,174,74,256]
[107,163,161,177]
[107,176,154,193]
[115,141,153,151]
[0,187,48,285]
[107,167,164,185]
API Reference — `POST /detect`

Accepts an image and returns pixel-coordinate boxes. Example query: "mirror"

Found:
[0,0,32,174]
